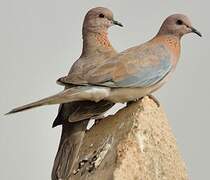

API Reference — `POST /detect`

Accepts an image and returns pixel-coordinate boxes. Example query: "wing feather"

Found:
[87,44,172,88]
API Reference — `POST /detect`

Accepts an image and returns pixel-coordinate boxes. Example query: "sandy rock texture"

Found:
[64,97,188,180]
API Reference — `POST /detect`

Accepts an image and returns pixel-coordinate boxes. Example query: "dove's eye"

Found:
[176,20,183,25]
[99,13,105,18]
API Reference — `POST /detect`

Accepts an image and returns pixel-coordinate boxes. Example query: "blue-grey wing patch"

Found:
[99,44,172,88]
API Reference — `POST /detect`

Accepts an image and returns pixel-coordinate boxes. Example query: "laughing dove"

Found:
[51,7,123,179]
[53,7,122,127]
[7,14,201,114]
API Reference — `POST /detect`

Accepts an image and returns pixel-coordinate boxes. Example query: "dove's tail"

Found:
[51,120,88,179]
[6,86,109,115]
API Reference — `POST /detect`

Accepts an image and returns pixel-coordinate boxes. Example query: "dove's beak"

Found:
[191,27,202,37]
[113,20,123,27]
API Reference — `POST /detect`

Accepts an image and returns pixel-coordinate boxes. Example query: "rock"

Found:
[60,96,188,180]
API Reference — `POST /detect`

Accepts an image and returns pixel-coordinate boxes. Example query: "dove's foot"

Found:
[127,98,142,106]
[147,94,160,107]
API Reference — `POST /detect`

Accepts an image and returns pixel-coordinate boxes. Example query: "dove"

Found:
[50,7,123,179]
[53,7,123,127]
[6,14,202,115]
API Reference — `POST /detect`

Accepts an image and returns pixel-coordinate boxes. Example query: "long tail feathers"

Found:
[51,120,89,179]
[5,88,84,115]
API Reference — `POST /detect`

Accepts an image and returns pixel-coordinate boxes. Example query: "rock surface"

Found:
[65,97,188,180]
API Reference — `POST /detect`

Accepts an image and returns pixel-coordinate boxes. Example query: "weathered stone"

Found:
[60,96,188,180]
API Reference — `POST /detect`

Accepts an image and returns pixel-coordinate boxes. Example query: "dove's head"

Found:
[82,7,123,34]
[158,14,202,38]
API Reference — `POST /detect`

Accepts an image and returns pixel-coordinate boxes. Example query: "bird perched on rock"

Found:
[51,7,123,179]
[6,14,201,114]
[54,7,123,127]
[50,7,123,180]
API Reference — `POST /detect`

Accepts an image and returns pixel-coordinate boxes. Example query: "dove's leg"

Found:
[126,94,160,107]
[126,98,142,106]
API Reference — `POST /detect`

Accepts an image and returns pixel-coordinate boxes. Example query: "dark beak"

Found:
[113,20,123,27]
[191,27,202,37]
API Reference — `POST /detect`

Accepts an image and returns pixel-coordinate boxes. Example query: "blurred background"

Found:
[0,0,209,179]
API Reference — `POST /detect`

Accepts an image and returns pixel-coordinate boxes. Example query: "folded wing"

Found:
[86,44,173,88]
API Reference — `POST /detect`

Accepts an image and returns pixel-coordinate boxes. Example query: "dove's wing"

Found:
[86,43,173,88]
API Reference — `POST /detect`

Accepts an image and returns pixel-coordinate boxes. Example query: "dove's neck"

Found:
[81,31,116,56]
